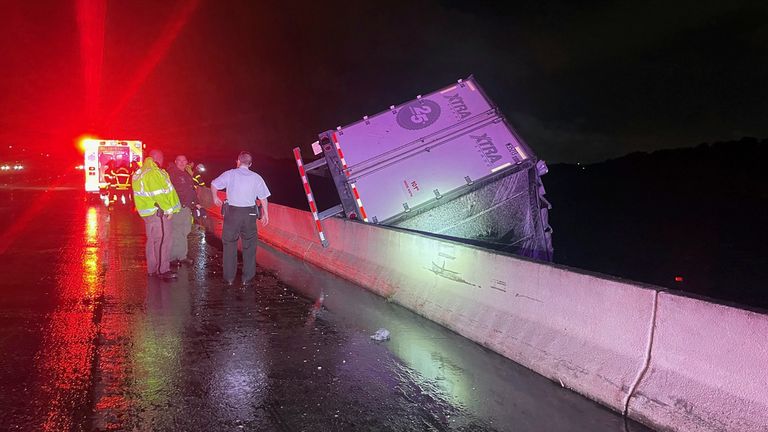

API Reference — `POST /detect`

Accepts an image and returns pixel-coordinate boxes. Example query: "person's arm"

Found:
[260,197,269,226]
[210,171,228,207]
[150,171,180,218]
[211,184,222,207]
[256,175,271,226]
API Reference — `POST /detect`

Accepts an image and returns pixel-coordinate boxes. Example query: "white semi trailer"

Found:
[294,76,553,261]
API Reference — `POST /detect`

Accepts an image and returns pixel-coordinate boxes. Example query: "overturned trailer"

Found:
[294,76,553,261]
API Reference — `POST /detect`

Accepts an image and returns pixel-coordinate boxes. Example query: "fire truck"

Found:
[82,139,143,204]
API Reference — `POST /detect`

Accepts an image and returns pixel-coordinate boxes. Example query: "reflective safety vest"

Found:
[185,165,206,187]
[192,172,205,187]
[103,166,116,186]
[132,157,181,217]
[114,166,131,190]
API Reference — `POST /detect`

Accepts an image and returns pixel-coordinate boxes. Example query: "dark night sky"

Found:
[1,0,767,164]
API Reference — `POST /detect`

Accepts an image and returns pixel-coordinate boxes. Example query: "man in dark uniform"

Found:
[167,154,199,266]
[210,151,271,286]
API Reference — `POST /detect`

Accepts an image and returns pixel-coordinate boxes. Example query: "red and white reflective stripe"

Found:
[331,132,349,175]
[349,182,369,222]
[293,148,326,244]
[330,135,368,222]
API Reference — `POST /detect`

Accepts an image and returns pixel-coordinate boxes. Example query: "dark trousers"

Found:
[222,205,259,283]
[143,211,173,275]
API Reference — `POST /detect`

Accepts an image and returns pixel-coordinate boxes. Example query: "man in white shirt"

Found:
[210,151,271,286]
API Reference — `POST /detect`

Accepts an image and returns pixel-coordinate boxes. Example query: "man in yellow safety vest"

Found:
[132,149,181,280]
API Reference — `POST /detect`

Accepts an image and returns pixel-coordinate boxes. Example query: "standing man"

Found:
[102,160,117,204]
[132,150,181,280]
[167,154,198,266]
[185,161,208,229]
[210,151,270,286]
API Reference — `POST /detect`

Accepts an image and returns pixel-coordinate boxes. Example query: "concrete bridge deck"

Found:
[0,189,649,431]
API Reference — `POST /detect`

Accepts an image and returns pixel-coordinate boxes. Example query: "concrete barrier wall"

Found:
[627,292,768,432]
[256,204,655,414]
[209,198,768,431]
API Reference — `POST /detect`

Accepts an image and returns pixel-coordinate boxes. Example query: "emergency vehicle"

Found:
[82,139,143,204]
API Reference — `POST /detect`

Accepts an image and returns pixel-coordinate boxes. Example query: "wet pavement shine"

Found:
[0,189,653,431]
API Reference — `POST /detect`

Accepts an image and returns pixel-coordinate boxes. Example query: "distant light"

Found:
[196,164,205,172]
[674,276,684,282]
[78,135,100,153]
[76,165,84,170]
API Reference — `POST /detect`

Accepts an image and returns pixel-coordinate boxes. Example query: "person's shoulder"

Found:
[239,168,259,178]
[251,171,267,181]
[140,166,161,180]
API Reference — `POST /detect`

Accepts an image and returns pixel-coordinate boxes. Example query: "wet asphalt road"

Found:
[0,188,652,431]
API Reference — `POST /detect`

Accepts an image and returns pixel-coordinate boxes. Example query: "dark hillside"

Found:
[546,137,767,308]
